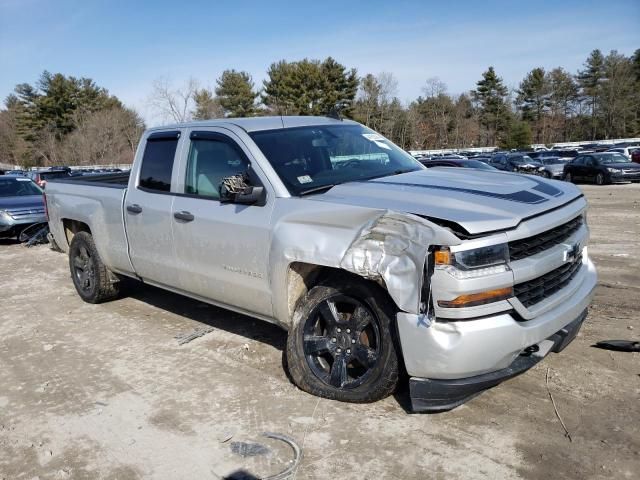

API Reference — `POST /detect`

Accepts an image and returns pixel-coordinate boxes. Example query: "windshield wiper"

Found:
[298,184,337,196]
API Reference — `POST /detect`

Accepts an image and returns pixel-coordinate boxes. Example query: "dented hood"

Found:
[308,168,582,235]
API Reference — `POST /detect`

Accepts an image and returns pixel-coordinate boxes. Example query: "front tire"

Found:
[69,231,120,303]
[286,275,399,403]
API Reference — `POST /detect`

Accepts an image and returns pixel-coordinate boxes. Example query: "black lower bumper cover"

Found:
[409,309,588,412]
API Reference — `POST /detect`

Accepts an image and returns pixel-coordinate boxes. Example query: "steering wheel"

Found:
[341,159,362,169]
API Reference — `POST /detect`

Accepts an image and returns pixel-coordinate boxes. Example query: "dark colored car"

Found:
[488,153,542,173]
[632,149,640,164]
[28,167,71,187]
[563,152,640,184]
[0,176,46,239]
[420,158,497,170]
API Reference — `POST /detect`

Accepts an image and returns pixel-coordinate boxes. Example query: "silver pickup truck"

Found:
[45,116,597,411]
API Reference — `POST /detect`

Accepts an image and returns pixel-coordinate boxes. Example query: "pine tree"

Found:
[262,57,358,116]
[517,68,550,142]
[214,70,258,117]
[192,89,224,120]
[578,49,605,139]
[472,67,510,146]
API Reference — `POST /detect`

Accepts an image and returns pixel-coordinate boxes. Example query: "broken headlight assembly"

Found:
[434,243,510,279]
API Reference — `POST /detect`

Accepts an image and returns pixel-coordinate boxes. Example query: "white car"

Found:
[606,146,640,159]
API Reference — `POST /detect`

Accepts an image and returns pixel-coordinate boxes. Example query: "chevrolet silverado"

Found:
[45,116,597,411]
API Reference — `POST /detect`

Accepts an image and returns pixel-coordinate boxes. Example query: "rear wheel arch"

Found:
[62,219,91,246]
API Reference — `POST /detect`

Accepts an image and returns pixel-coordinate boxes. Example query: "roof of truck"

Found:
[147,115,360,133]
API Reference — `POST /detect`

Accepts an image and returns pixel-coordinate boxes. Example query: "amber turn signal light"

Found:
[437,287,513,308]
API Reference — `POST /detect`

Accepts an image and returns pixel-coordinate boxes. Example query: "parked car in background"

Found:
[563,152,640,184]
[537,157,571,179]
[489,153,542,174]
[632,149,640,164]
[4,170,27,176]
[28,167,71,187]
[0,176,46,239]
[606,146,640,159]
[419,158,497,170]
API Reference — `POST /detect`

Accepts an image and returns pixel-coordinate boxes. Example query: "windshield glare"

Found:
[0,178,43,197]
[249,124,423,195]
[597,153,631,164]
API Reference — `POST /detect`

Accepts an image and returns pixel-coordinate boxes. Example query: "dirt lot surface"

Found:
[1,183,639,480]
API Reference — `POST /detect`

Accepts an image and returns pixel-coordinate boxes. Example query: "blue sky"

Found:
[1,0,638,125]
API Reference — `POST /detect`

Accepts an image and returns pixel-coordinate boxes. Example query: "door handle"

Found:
[126,204,142,214]
[174,211,194,222]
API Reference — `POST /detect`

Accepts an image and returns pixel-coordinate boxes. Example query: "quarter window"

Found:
[139,133,179,192]
[185,137,249,199]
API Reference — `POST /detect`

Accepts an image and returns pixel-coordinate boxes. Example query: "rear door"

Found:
[124,130,185,288]
[170,129,275,317]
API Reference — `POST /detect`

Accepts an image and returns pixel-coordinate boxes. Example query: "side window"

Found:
[583,156,595,166]
[185,136,249,200]
[139,133,180,192]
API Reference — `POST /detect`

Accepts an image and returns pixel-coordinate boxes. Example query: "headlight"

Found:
[607,168,621,173]
[0,210,13,224]
[434,244,510,279]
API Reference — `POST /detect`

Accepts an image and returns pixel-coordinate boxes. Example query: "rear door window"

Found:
[138,132,180,192]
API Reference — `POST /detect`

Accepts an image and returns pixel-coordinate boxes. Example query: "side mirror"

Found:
[220,174,265,206]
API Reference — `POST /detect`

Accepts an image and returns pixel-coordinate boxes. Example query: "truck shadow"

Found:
[125,280,287,352]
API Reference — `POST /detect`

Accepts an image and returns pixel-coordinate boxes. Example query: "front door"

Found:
[171,129,274,317]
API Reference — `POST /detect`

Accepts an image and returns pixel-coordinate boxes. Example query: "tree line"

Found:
[1,48,638,167]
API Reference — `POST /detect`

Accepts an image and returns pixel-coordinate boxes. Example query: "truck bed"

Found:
[45,173,134,276]
[49,172,130,188]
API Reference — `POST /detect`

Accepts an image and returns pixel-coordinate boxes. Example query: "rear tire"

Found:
[564,172,573,183]
[596,173,605,185]
[286,274,399,403]
[68,231,120,303]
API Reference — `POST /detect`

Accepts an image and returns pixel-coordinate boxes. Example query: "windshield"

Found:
[249,124,423,195]
[596,153,631,164]
[0,178,43,197]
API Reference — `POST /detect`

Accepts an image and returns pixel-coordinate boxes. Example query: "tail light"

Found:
[43,191,49,221]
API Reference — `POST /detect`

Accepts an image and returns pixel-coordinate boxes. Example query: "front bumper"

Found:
[0,212,47,238]
[396,257,597,411]
[408,309,587,411]
[610,172,640,182]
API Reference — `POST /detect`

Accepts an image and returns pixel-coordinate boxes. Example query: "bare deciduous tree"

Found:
[148,77,199,124]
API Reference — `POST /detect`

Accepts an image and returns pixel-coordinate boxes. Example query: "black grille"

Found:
[514,255,583,308]
[509,215,583,261]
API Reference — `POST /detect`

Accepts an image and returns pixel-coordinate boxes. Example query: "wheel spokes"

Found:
[352,344,377,368]
[329,355,348,388]
[304,335,331,355]
[318,300,340,326]
[73,256,84,270]
[351,305,371,333]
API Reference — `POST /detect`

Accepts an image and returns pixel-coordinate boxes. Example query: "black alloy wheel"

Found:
[302,294,380,390]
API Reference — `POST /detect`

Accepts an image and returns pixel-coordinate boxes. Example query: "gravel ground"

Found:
[0,183,639,480]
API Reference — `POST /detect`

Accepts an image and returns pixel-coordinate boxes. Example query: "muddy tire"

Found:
[68,231,119,303]
[286,275,399,403]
